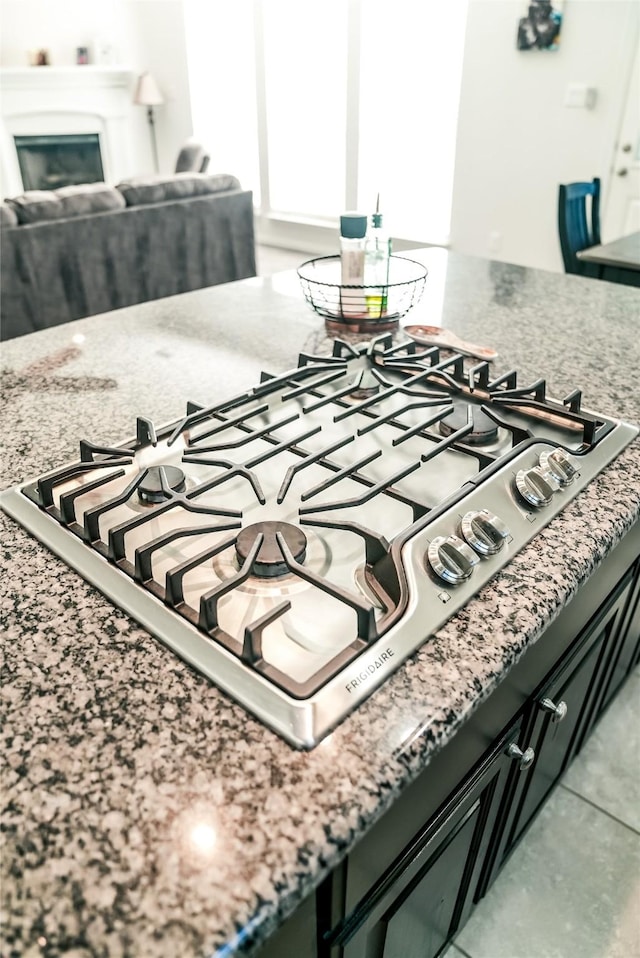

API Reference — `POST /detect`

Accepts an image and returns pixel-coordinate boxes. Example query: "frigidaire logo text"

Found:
[345,649,394,693]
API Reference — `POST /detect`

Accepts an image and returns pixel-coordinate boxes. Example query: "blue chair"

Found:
[558,177,601,275]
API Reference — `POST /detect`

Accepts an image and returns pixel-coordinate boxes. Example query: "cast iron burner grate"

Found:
[439,400,499,445]
[236,521,308,577]
[138,464,186,503]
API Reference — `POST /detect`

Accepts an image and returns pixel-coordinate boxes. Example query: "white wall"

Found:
[125,1,193,174]
[0,0,193,177]
[450,0,639,272]
[0,0,136,67]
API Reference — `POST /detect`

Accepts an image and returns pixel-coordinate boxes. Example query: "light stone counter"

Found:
[2,249,639,957]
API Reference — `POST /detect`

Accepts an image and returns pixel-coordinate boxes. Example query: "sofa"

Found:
[0,173,256,341]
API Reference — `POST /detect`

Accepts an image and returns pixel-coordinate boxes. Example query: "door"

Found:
[603,43,640,239]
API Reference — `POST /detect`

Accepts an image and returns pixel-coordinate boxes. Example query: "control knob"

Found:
[427,534,480,585]
[460,509,510,556]
[539,448,578,486]
[514,466,559,507]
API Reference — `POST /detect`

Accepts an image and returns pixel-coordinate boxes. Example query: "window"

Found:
[358,0,468,242]
[262,0,348,217]
[184,1,261,206]
[185,0,468,245]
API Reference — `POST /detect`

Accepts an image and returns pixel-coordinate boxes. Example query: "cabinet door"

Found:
[599,561,640,709]
[377,801,479,958]
[330,723,523,958]
[504,572,632,854]
[256,892,318,958]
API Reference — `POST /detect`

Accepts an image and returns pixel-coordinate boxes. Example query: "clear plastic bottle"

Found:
[340,212,367,316]
[364,196,392,317]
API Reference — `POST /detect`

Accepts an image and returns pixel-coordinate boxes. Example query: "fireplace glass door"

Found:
[14,133,104,191]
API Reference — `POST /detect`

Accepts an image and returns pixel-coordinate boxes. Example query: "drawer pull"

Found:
[506,743,535,770]
[540,697,568,722]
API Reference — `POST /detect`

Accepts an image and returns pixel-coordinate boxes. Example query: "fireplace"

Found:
[0,67,135,196]
[14,133,105,191]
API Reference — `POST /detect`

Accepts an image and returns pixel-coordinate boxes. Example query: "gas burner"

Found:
[439,401,499,446]
[349,371,380,401]
[236,521,308,578]
[137,465,186,504]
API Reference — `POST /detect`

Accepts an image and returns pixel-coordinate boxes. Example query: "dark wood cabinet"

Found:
[373,804,478,958]
[327,723,523,958]
[322,541,640,958]
[599,558,640,709]
[479,569,635,896]
[257,526,640,958]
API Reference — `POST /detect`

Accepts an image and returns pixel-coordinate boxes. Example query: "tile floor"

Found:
[257,243,640,958]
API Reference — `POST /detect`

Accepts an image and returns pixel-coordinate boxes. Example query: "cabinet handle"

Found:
[506,743,535,770]
[540,697,568,722]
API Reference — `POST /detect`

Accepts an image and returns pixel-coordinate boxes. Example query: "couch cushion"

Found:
[5,183,126,224]
[0,202,18,227]
[117,172,240,207]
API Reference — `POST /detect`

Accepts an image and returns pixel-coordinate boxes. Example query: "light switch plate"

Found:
[564,83,598,109]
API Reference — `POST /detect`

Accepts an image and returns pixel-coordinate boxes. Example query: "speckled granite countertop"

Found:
[2,249,639,958]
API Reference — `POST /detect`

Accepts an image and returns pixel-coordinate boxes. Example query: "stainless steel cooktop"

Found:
[2,334,637,747]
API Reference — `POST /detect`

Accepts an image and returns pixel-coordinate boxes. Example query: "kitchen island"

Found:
[2,248,639,958]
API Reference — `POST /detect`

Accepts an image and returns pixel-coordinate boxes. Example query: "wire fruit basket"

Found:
[297,255,428,334]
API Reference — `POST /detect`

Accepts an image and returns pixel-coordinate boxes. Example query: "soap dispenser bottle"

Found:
[340,212,368,316]
[365,195,392,316]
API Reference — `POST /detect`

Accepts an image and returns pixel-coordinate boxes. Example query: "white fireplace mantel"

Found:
[0,66,136,196]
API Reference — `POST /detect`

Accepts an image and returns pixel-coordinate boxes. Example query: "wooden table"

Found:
[577,230,640,287]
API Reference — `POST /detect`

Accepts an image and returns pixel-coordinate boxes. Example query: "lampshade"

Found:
[134,71,164,107]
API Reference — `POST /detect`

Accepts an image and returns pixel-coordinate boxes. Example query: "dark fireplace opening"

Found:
[14,133,104,192]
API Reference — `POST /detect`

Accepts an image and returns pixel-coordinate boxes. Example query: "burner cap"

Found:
[138,465,186,504]
[439,402,499,445]
[350,384,380,400]
[236,521,307,578]
[349,371,380,401]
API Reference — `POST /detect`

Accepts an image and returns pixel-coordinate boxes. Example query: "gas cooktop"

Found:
[2,334,637,747]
